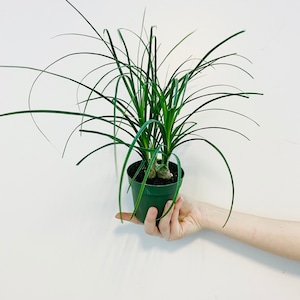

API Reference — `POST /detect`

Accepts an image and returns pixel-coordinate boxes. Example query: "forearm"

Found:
[200,203,300,261]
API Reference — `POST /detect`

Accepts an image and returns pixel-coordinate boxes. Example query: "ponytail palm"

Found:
[0,0,261,225]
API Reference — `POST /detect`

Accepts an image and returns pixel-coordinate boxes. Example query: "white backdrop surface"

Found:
[0,0,300,299]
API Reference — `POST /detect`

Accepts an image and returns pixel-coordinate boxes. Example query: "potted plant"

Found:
[0,0,261,225]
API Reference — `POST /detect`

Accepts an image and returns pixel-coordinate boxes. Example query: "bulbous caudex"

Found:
[147,161,174,180]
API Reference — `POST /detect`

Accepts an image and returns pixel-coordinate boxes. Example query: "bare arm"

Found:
[116,197,300,261]
[201,203,300,261]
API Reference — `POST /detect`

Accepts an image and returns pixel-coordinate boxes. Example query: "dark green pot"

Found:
[127,161,184,223]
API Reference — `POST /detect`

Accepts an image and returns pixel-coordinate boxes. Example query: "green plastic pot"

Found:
[127,161,184,223]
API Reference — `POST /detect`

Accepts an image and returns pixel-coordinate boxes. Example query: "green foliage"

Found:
[0,0,262,225]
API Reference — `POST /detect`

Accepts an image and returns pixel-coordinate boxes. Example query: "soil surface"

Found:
[127,161,183,185]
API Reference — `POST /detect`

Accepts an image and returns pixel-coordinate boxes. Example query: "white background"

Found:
[0,0,300,299]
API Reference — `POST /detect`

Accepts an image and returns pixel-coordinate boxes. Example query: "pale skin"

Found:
[115,196,300,261]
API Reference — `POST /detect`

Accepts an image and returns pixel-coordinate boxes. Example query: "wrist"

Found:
[198,202,228,230]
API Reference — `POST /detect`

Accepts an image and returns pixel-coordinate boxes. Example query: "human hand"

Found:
[115,196,204,241]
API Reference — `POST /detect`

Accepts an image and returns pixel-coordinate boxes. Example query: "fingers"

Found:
[168,197,185,239]
[158,197,185,240]
[115,196,186,240]
[157,200,174,239]
[144,207,162,237]
[170,196,183,224]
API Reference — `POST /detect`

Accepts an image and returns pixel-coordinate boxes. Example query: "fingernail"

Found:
[149,207,157,215]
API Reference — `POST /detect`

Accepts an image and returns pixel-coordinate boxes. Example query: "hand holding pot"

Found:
[115,196,204,241]
[115,197,300,261]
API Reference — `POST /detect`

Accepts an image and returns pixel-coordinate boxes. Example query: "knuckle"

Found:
[165,236,173,242]
[158,222,168,232]
[145,226,156,236]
